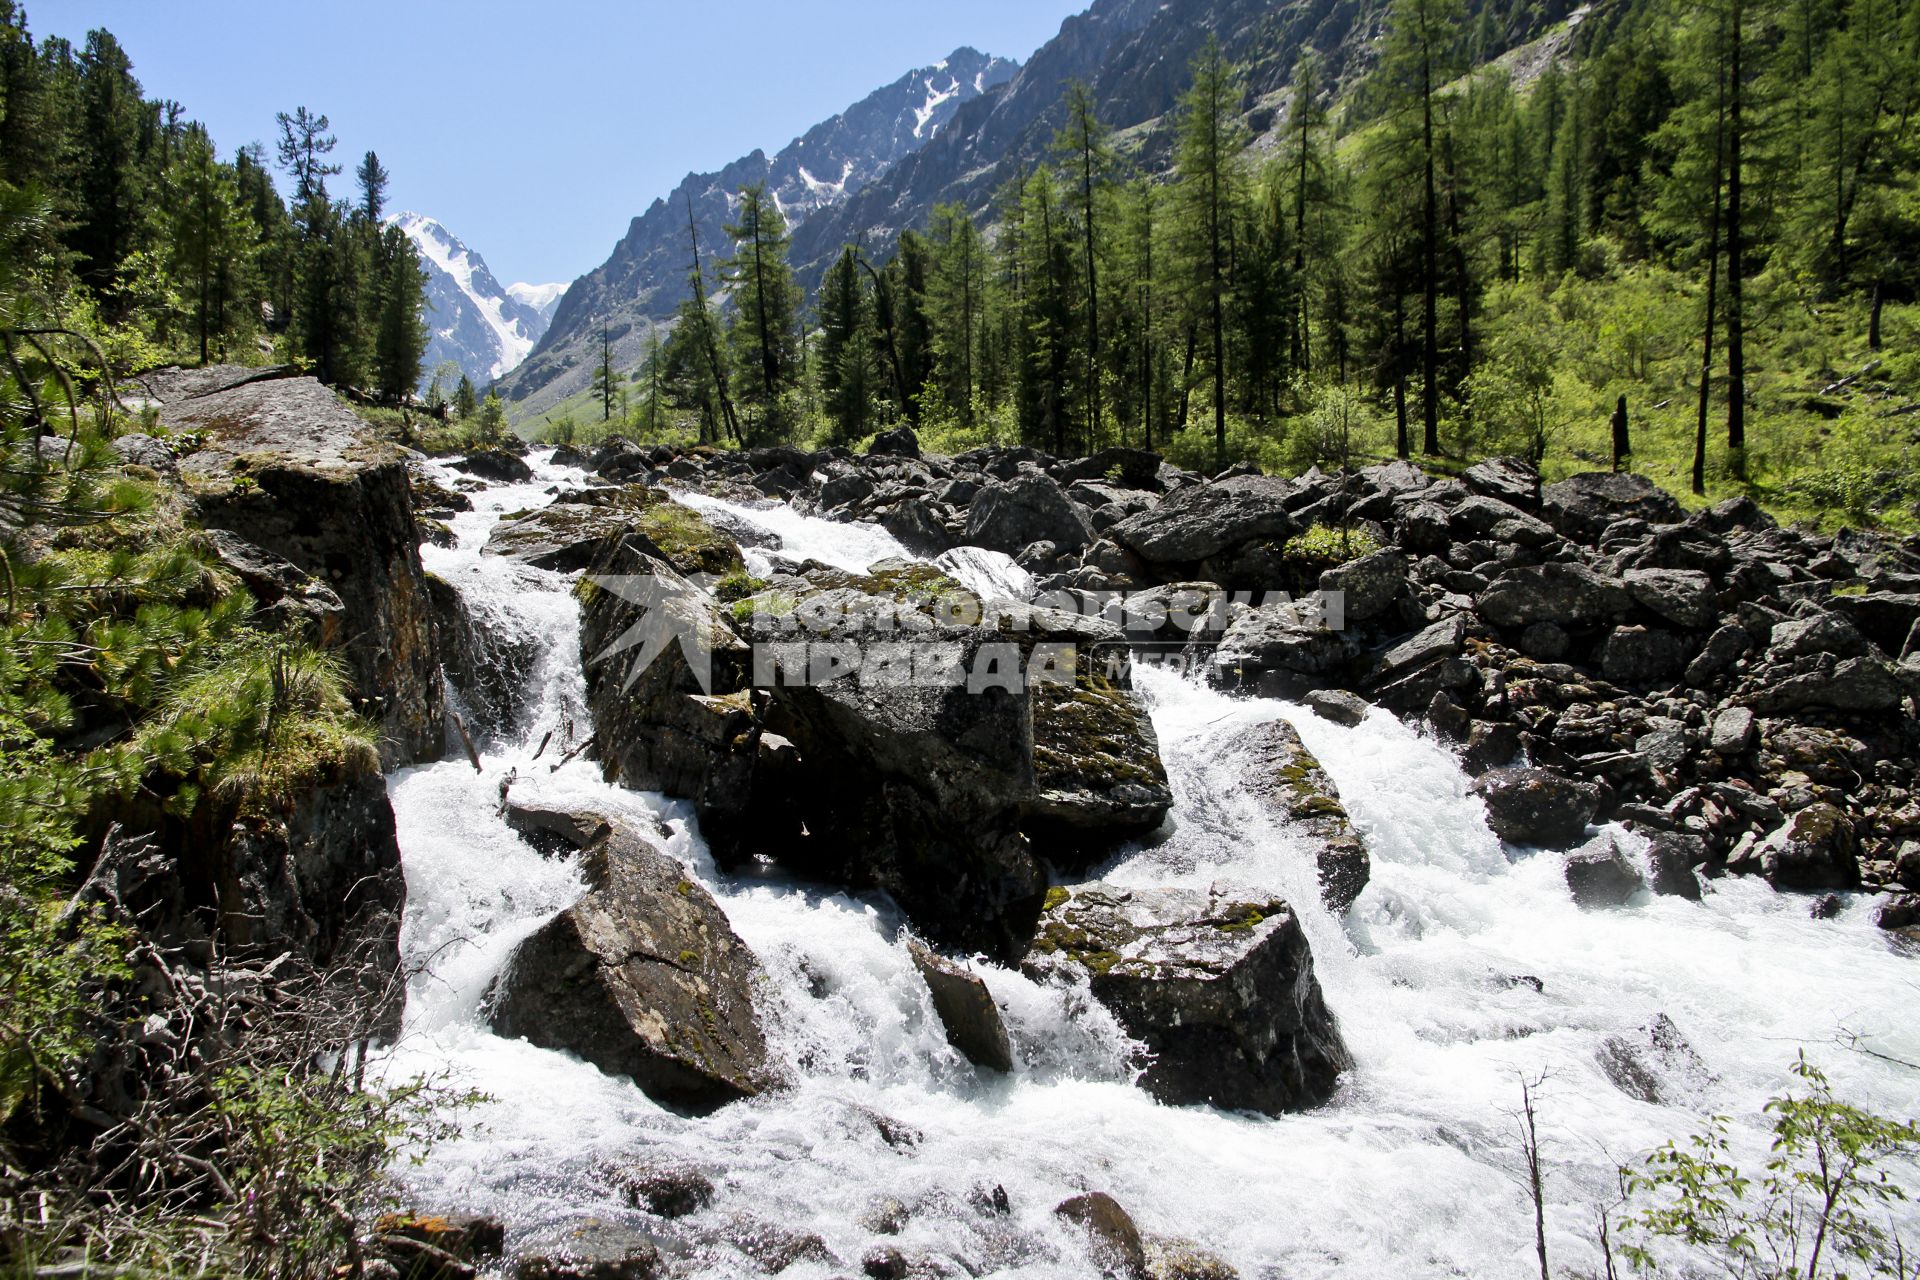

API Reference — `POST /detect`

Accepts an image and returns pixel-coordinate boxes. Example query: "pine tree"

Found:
[454,374,478,420]
[72,30,147,301]
[356,150,389,222]
[371,222,426,404]
[927,204,986,426]
[683,190,740,443]
[162,127,255,364]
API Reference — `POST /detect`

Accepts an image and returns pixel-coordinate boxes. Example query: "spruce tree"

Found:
[720,183,801,439]
[371,222,426,404]
[817,245,877,443]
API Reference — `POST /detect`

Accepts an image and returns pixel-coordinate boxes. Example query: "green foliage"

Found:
[1618,1054,1920,1278]
[1284,522,1386,568]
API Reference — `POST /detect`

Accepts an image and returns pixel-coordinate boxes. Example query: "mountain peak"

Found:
[391,214,560,388]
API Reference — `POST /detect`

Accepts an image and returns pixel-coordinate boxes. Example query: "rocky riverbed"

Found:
[112,368,1920,1277]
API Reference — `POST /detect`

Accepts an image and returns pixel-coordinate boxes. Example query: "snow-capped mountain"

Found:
[393,212,565,388]
[496,46,1016,417]
[505,281,568,327]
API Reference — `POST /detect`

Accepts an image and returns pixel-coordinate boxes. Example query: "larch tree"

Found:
[1377,0,1467,456]
[721,183,802,440]
[1172,36,1249,472]
[1053,81,1115,450]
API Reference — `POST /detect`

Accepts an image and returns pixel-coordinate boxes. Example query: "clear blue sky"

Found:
[36,1,1085,287]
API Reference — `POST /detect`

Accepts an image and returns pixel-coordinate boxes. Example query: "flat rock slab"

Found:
[1024,882,1347,1115]
[490,823,775,1114]
[1237,719,1371,914]
[907,940,1014,1073]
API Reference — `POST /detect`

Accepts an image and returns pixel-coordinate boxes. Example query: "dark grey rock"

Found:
[1471,767,1603,849]
[489,823,775,1114]
[1477,563,1633,628]
[1109,475,1295,564]
[1054,1193,1147,1280]
[1565,836,1644,907]
[908,941,1014,1073]
[1304,689,1369,727]
[1625,568,1717,629]
[964,473,1096,555]
[1541,472,1685,543]
[1024,883,1348,1114]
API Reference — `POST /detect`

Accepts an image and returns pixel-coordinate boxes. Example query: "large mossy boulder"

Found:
[1237,719,1371,914]
[489,823,775,1114]
[1023,883,1348,1114]
[167,374,444,765]
[580,548,1171,962]
[488,485,745,578]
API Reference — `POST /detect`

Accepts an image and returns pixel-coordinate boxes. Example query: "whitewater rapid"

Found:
[381,450,1920,1278]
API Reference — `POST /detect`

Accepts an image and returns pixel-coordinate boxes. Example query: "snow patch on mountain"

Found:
[913,73,962,139]
[506,281,567,320]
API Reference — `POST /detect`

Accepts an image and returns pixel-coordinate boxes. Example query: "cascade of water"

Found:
[382,456,1920,1278]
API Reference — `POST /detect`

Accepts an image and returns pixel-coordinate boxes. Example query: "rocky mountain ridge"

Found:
[496,47,1017,418]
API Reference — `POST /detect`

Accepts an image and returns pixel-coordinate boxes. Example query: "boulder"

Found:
[201,527,346,645]
[1024,883,1348,1114]
[579,540,756,805]
[1476,563,1633,629]
[1027,646,1174,856]
[1643,831,1705,900]
[1624,568,1717,629]
[489,823,775,1114]
[453,449,533,483]
[1541,472,1685,543]
[1462,456,1541,510]
[907,941,1014,1073]
[171,376,444,765]
[488,487,744,577]
[1304,688,1369,727]
[964,473,1096,555]
[1238,720,1371,914]
[1317,549,1407,624]
[1471,767,1603,849]
[504,802,614,857]
[1053,447,1164,491]
[1054,1193,1147,1279]
[606,1163,715,1219]
[1710,706,1755,754]
[1143,1237,1240,1280]
[1108,475,1296,565]
[1731,804,1861,891]
[1597,1014,1714,1105]
[220,770,406,1030]
[881,497,954,556]
[1875,894,1920,931]
[742,581,1049,961]
[1209,600,1351,694]
[868,425,920,458]
[513,1220,663,1280]
[1599,625,1688,687]
[1565,836,1644,907]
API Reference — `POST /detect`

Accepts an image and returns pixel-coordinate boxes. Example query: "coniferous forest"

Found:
[526,0,1920,531]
